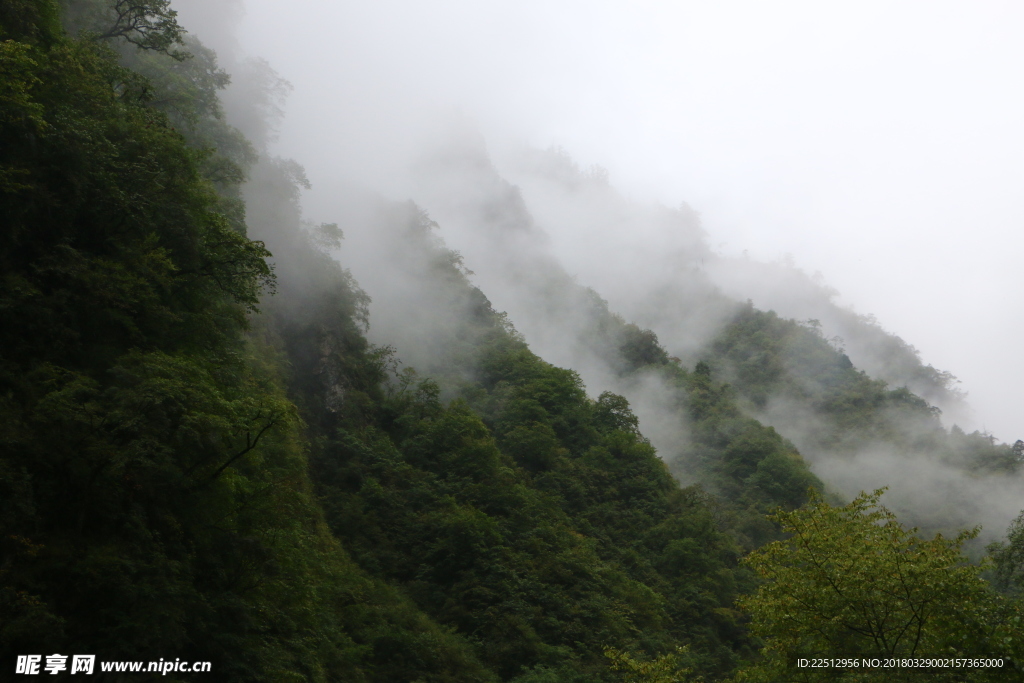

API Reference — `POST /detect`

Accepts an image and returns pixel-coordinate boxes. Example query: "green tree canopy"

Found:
[736,490,1023,682]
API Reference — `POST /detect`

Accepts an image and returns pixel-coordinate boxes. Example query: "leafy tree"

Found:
[736,490,1023,682]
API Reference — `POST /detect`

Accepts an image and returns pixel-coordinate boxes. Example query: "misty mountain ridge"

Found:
[310,119,1017,545]
[4,2,1024,680]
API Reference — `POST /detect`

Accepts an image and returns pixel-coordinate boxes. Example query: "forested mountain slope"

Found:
[383,130,1022,545]
[2,2,1023,681]
[0,2,787,679]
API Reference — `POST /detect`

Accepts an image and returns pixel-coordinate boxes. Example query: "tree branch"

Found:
[207,414,279,481]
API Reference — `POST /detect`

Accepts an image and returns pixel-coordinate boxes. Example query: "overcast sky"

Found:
[183,0,1024,443]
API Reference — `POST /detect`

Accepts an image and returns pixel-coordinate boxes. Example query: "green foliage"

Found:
[0,34,271,377]
[737,490,1023,682]
[0,9,495,681]
[250,200,760,680]
[0,0,62,44]
[605,646,697,683]
[618,325,671,371]
[306,345,747,679]
[0,38,45,126]
[709,306,939,444]
[124,35,256,199]
[989,510,1024,597]
[706,305,1020,480]
[649,356,822,550]
[947,426,1022,475]
[62,0,187,59]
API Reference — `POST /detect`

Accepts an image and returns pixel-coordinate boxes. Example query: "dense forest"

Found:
[1,1,1023,681]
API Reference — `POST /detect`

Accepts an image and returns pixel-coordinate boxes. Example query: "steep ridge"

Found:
[261,201,759,678]
[321,189,821,547]
[387,129,1023,545]
[1,3,390,678]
